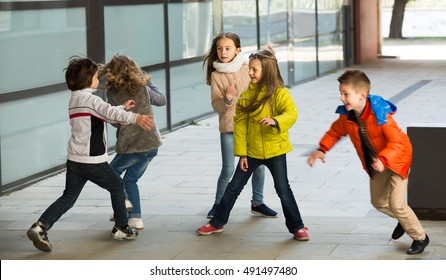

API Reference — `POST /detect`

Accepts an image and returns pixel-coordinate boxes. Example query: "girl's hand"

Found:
[371,158,385,172]
[123,100,136,110]
[307,150,326,167]
[239,157,248,172]
[259,118,275,126]
[225,85,235,102]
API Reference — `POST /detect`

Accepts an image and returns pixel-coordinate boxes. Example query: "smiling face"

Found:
[216,37,240,63]
[339,83,367,115]
[248,59,263,84]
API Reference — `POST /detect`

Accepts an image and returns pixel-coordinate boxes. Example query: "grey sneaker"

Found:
[111,225,138,240]
[27,222,52,252]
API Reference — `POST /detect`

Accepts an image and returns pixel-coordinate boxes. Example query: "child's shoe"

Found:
[196,223,224,235]
[27,222,52,252]
[111,225,138,240]
[128,218,144,230]
[294,227,309,241]
[251,203,278,217]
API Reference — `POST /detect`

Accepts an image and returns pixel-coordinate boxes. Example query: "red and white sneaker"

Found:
[196,223,224,236]
[294,227,309,241]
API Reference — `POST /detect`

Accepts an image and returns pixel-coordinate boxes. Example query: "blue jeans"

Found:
[38,160,128,229]
[110,149,158,218]
[216,132,265,205]
[210,154,305,233]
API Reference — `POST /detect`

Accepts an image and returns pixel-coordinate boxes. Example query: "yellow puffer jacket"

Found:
[234,84,298,159]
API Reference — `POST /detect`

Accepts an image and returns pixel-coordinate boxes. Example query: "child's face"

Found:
[216,37,240,63]
[90,70,99,89]
[248,59,263,84]
[339,83,367,114]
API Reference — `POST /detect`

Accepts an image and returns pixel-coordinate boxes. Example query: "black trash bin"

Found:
[407,124,446,220]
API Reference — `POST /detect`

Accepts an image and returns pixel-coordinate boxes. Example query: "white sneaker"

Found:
[110,225,138,240]
[125,199,133,212]
[27,222,52,252]
[128,218,144,230]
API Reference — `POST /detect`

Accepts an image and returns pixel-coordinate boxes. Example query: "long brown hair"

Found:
[99,54,151,96]
[203,32,241,85]
[237,49,284,115]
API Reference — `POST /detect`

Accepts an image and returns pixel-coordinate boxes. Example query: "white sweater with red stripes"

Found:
[67,88,137,164]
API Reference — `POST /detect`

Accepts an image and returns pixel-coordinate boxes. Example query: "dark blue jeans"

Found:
[210,154,305,234]
[38,160,128,229]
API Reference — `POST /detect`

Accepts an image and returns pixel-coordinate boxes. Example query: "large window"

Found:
[0,7,86,186]
[0,0,343,192]
[0,8,86,94]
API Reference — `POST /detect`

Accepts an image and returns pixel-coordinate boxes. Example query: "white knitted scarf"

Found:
[212,52,248,73]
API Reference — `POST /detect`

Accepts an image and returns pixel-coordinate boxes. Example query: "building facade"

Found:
[0,0,378,194]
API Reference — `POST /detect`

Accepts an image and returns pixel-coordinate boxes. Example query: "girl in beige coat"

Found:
[203,32,277,219]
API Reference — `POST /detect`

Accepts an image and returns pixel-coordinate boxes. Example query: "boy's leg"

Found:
[265,154,305,233]
[28,160,87,251]
[86,162,128,227]
[38,160,88,229]
[387,172,425,240]
[370,169,425,240]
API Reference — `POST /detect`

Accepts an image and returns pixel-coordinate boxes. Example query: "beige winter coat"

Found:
[210,53,251,133]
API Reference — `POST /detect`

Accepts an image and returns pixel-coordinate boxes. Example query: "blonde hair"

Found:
[99,54,151,96]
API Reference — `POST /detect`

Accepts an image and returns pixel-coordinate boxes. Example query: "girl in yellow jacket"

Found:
[197,50,309,241]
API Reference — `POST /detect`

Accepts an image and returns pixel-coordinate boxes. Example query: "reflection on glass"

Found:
[222,0,257,50]
[104,4,165,65]
[169,2,213,60]
[259,0,287,44]
[293,2,317,82]
[0,91,70,184]
[317,1,342,75]
[170,62,212,125]
[0,8,86,94]
[318,34,341,75]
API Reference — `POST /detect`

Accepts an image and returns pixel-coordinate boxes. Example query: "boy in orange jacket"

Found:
[307,70,429,255]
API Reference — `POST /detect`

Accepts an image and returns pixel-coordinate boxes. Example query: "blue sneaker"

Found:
[251,204,278,218]
[207,204,218,219]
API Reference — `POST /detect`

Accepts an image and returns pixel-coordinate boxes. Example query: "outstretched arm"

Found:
[307,150,326,167]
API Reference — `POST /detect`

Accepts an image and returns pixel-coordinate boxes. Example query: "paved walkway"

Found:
[1,41,445,270]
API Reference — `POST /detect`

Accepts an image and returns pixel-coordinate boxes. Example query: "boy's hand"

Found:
[371,158,385,172]
[239,157,248,172]
[135,114,154,131]
[123,100,136,110]
[307,150,326,167]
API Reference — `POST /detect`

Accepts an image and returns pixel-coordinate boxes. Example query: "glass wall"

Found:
[0,7,86,186]
[168,1,213,127]
[292,1,317,82]
[317,0,343,74]
[0,0,344,193]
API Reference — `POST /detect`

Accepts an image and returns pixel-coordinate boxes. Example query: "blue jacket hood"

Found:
[335,94,397,126]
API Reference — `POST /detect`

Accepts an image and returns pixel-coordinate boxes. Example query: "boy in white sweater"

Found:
[27,56,153,252]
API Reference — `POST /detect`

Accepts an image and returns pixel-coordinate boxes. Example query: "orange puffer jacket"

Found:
[319,95,412,178]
